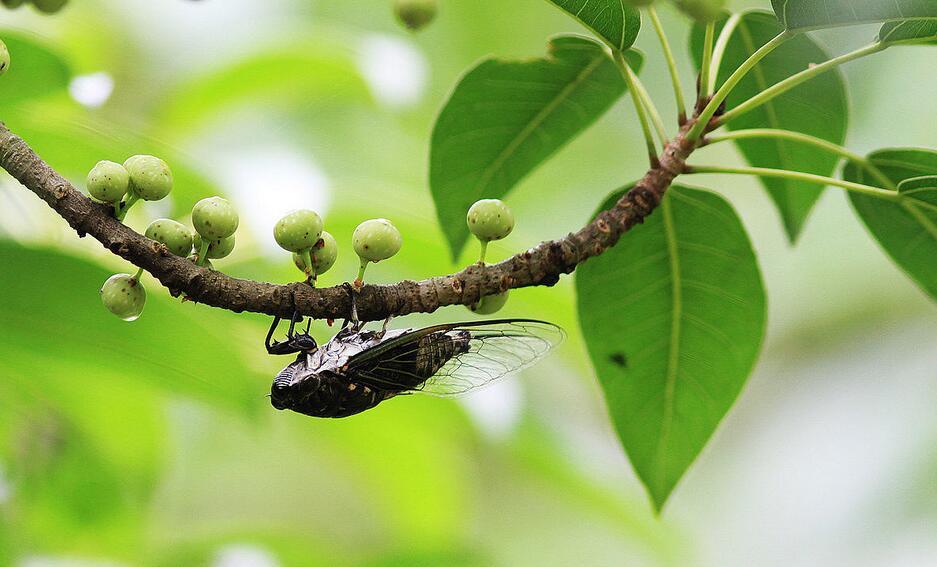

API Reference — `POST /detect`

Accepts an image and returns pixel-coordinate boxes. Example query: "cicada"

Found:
[265,313,563,419]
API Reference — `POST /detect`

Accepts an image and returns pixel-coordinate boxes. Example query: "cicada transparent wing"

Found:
[345,319,564,397]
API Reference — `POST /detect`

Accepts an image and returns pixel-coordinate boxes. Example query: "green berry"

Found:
[353,218,402,263]
[145,218,193,257]
[0,39,9,76]
[467,199,514,242]
[274,209,323,253]
[124,155,172,201]
[32,0,69,13]
[292,230,338,276]
[393,0,437,31]
[191,196,239,240]
[87,160,129,204]
[1,0,28,9]
[100,273,146,321]
[468,291,509,315]
[193,233,236,260]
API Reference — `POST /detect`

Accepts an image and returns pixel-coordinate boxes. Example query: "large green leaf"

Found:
[0,32,70,107]
[878,18,937,45]
[843,149,937,301]
[576,185,766,510]
[544,1,641,52]
[0,241,264,414]
[772,0,937,30]
[691,11,848,242]
[430,36,637,260]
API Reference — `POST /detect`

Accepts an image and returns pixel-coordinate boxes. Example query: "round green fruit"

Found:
[32,0,68,13]
[393,0,437,31]
[353,218,402,263]
[0,39,9,76]
[100,273,146,321]
[193,233,236,260]
[467,199,514,242]
[468,291,509,315]
[124,155,172,201]
[1,0,28,9]
[293,230,338,276]
[87,160,129,204]
[191,196,239,240]
[145,218,193,257]
[274,209,323,253]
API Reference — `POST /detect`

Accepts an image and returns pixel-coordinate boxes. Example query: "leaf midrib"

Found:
[655,195,682,496]
[471,52,607,196]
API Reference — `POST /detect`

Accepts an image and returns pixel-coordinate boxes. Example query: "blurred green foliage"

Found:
[0,1,936,565]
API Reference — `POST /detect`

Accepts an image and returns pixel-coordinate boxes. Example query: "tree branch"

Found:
[0,120,698,322]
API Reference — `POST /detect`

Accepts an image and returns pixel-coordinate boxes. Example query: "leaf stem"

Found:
[698,20,716,98]
[614,51,658,165]
[648,6,687,122]
[629,67,669,147]
[687,31,794,142]
[709,13,743,93]
[704,128,896,189]
[718,42,888,126]
[685,164,901,200]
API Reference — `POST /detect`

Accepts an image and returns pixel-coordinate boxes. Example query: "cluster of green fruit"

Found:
[94,154,514,321]
[99,195,240,321]
[1,0,68,14]
[87,156,173,221]
[393,0,437,32]
[272,210,400,287]
[89,154,241,320]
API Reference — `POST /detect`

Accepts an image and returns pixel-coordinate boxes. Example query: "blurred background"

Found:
[0,1,935,565]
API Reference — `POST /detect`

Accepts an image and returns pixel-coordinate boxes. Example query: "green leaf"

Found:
[576,185,766,510]
[0,32,70,107]
[431,36,637,260]
[691,11,849,242]
[843,149,937,301]
[772,0,937,31]
[898,175,937,205]
[544,1,641,52]
[670,0,726,22]
[0,241,264,414]
[879,18,937,45]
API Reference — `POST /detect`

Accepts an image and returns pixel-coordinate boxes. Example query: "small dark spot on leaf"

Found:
[609,352,628,369]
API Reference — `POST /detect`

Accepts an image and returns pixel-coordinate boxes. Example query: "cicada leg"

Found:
[266,310,318,355]
[341,282,361,331]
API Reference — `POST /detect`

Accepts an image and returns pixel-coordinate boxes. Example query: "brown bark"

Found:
[0,120,697,322]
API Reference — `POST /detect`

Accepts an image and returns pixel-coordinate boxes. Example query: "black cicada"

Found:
[265,313,563,419]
